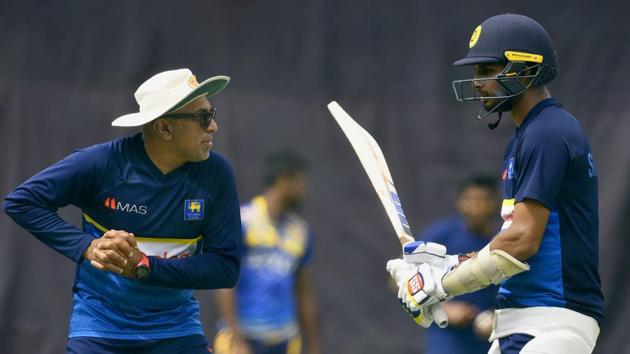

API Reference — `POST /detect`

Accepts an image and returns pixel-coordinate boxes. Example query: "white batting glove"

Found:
[386,258,415,284]
[400,241,459,307]
[387,259,432,327]
[402,241,460,270]
[400,262,451,311]
[387,259,449,328]
[387,241,459,328]
[408,303,439,328]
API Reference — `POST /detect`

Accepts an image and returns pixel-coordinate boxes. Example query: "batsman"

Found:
[387,14,604,354]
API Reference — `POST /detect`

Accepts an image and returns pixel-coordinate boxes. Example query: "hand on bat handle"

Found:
[387,241,461,328]
[402,241,460,270]
[387,258,450,328]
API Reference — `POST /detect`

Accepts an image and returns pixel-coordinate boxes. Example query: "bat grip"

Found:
[431,303,449,328]
[398,234,415,246]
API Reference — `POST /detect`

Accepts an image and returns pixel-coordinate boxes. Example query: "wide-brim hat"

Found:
[112,68,230,127]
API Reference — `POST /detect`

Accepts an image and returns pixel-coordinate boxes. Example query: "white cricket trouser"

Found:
[487,307,599,354]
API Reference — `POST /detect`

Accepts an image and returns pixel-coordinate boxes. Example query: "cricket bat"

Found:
[327,101,448,328]
[327,101,414,246]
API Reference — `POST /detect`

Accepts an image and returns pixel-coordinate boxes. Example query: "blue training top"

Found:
[235,196,313,342]
[497,98,604,325]
[4,133,241,340]
[420,216,496,354]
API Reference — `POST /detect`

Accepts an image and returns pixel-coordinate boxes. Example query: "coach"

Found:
[4,68,241,353]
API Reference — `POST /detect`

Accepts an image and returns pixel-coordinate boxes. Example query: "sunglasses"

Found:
[163,108,217,129]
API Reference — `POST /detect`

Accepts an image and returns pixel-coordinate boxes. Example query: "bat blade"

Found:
[327,101,449,328]
[327,101,414,246]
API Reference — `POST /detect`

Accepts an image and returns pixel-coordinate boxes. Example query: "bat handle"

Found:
[431,303,449,328]
[398,234,415,246]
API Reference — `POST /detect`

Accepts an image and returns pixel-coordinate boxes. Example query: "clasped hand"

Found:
[83,230,141,277]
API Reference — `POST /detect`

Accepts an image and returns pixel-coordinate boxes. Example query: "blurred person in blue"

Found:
[4,69,241,354]
[419,175,499,354]
[215,151,320,354]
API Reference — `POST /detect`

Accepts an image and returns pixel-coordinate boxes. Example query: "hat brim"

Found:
[167,75,230,113]
[453,56,504,66]
[111,75,230,127]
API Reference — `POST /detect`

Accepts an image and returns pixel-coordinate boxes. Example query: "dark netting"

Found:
[1,1,629,353]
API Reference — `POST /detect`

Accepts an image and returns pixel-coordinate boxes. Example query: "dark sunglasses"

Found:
[163,108,217,129]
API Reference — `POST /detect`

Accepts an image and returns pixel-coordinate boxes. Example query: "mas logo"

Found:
[104,197,147,215]
[185,199,204,220]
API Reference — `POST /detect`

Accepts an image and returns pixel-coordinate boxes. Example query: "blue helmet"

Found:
[452,14,559,123]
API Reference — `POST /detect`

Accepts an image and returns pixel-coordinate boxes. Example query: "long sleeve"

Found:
[146,157,241,289]
[3,146,105,262]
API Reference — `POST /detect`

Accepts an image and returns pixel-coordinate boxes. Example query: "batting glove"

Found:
[387,259,449,328]
[402,241,460,270]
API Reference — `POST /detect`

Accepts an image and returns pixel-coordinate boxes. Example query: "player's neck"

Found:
[263,189,287,220]
[143,136,185,175]
[510,87,551,126]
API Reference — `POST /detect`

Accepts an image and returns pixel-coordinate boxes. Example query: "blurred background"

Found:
[1,0,629,353]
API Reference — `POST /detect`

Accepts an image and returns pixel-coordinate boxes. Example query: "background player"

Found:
[388,14,604,354]
[215,151,321,354]
[4,69,241,353]
[419,175,498,354]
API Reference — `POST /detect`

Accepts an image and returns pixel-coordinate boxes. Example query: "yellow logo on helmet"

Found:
[469,25,482,48]
[504,51,544,63]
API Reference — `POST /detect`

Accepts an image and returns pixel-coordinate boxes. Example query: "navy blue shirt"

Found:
[496,98,604,325]
[420,216,496,354]
[4,133,241,339]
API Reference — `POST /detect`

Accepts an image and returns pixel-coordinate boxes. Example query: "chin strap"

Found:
[488,112,503,130]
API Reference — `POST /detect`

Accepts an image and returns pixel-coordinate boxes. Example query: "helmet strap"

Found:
[488,112,502,130]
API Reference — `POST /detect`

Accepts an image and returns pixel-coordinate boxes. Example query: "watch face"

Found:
[135,266,150,280]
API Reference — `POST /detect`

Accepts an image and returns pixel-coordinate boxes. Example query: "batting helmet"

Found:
[452,14,559,122]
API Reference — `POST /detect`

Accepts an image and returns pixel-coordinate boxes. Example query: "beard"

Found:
[483,98,512,113]
[481,90,521,114]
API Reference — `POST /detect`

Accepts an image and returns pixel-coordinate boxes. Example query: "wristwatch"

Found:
[133,253,151,280]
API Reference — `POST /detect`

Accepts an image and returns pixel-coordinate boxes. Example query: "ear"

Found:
[152,118,173,140]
